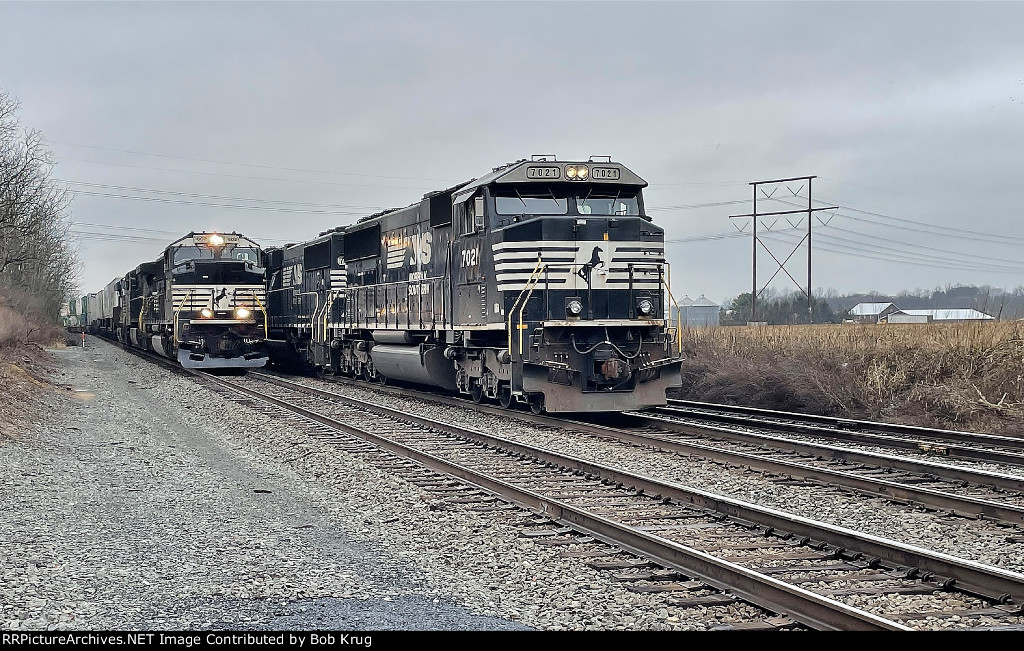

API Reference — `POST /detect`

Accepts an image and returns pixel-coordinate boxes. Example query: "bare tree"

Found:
[0,88,78,339]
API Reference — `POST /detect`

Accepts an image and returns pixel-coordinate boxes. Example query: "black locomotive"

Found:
[84,232,269,369]
[266,156,682,412]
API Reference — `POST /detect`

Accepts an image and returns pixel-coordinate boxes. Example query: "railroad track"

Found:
[267,370,1024,528]
[100,339,1024,629]
[659,400,1024,468]
[170,368,1024,629]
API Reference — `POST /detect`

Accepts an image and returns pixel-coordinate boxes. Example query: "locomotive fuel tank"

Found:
[368,344,459,390]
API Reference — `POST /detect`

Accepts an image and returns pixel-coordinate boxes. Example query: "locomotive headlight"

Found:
[208,234,224,247]
[637,299,655,316]
[566,300,583,316]
[235,307,251,319]
[200,308,214,318]
[577,166,589,179]
[565,166,578,179]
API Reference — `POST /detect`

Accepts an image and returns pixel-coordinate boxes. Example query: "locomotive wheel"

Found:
[528,394,545,415]
[498,386,513,409]
[470,383,483,404]
[362,365,374,382]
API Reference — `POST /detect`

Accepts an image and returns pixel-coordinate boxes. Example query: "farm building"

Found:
[882,308,995,324]
[846,302,900,324]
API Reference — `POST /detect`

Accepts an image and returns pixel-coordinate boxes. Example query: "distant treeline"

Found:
[721,284,1024,325]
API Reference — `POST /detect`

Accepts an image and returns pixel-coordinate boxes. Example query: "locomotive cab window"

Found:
[172,246,215,265]
[458,193,484,237]
[232,247,259,263]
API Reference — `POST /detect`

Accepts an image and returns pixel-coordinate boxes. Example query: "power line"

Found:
[825,224,1024,269]
[647,199,749,212]
[814,232,1024,273]
[46,139,462,183]
[68,189,373,215]
[57,177,758,215]
[54,156,442,191]
[69,223,294,244]
[71,222,186,236]
[762,231,1024,275]
[776,195,1024,247]
[58,179,386,211]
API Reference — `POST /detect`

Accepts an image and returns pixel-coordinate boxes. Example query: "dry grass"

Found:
[673,322,1024,434]
[0,297,63,349]
[0,289,66,444]
[0,347,59,444]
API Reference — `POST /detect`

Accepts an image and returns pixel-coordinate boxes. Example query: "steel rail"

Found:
[669,399,1024,448]
[244,372,1024,609]
[205,371,907,630]
[257,371,1024,525]
[655,404,1024,468]
[633,412,1024,493]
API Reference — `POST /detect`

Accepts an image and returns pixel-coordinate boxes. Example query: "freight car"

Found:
[60,295,89,332]
[84,231,269,369]
[266,156,683,412]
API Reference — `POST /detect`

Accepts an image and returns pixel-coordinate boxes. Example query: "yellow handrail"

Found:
[138,296,146,332]
[320,291,336,344]
[507,257,546,358]
[172,289,194,344]
[250,290,269,340]
[660,266,683,354]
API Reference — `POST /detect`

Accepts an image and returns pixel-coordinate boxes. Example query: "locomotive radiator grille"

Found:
[171,285,266,311]
[492,240,664,293]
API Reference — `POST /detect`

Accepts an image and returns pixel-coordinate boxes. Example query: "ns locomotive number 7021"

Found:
[266,156,684,412]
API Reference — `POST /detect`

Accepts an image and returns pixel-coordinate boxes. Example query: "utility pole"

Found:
[752,183,757,323]
[730,175,836,325]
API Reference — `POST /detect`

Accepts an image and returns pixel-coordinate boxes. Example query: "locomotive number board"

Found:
[193,234,241,245]
[591,167,621,180]
[526,166,561,179]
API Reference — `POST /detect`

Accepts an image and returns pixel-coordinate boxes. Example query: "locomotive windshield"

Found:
[171,260,263,284]
[172,245,260,265]
[493,185,641,216]
[494,186,569,215]
[575,187,640,216]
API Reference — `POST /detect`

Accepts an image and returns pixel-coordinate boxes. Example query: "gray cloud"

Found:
[2,1,1022,303]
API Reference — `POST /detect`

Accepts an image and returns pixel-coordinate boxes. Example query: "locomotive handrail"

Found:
[172,289,194,344]
[507,258,547,362]
[295,291,319,336]
[660,266,683,354]
[320,291,339,343]
[249,289,269,340]
[138,298,146,332]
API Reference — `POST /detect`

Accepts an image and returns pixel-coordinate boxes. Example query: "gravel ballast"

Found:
[275,372,1024,576]
[2,342,532,630]
[2,339,775,631]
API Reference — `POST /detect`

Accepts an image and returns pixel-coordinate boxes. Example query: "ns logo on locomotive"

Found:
[265,156,683,412]
[79,232,269,369]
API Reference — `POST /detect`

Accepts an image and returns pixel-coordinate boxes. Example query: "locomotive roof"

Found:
[309,158,648,239]
[166,231,261,249]
[451,158,647,203]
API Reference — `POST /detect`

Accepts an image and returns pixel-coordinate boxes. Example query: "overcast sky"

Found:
[3,1,1023,306]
